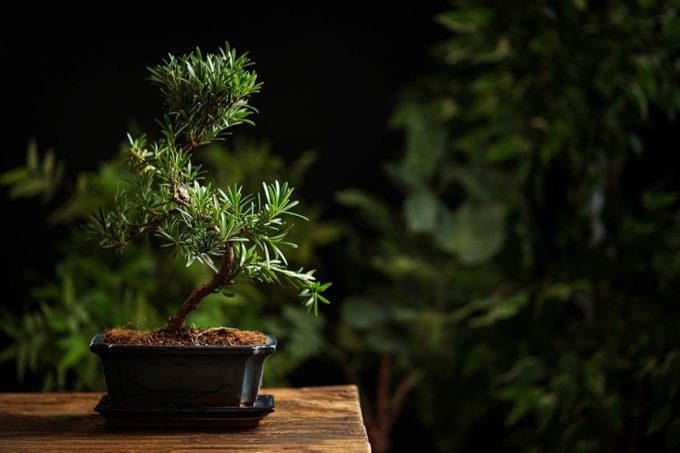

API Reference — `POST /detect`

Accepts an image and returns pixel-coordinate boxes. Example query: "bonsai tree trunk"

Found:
[166,243,234,332]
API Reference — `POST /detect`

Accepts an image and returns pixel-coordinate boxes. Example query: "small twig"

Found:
[182,140,199,153]
[172,193,189,207]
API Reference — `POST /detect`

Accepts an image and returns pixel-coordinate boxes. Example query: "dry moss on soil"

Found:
[103,327,269,346]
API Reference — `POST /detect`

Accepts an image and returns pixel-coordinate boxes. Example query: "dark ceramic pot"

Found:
[90,333,276,409]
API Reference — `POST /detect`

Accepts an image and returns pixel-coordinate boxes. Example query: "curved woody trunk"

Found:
[167,242,235,332]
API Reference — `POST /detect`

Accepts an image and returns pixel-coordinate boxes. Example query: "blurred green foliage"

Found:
[0,138,340,389]
[336,0,680,451]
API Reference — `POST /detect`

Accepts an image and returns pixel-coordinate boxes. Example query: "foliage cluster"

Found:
[88,45,330,330]
[335,1,680,451]
[0,138,338,389]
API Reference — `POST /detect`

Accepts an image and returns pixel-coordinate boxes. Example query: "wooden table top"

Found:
[0,385,370,452]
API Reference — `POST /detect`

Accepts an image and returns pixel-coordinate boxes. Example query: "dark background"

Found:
[0,2,445,344]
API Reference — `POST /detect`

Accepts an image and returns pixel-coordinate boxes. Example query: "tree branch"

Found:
[365,357,417,453]
[386,370,417,431]
[376,355,391,428]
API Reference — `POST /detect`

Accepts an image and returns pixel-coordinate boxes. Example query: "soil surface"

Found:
[103,327,269,346]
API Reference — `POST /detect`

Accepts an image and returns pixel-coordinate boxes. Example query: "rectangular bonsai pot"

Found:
[90,333,276,409]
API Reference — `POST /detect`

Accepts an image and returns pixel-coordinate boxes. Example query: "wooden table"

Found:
[0,385,370,452]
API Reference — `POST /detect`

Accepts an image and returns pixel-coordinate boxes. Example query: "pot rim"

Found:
[90,333,277,355]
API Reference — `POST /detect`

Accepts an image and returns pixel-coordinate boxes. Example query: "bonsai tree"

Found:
[89,43,331,334]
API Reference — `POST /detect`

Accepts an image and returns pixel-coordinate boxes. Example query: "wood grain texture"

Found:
[0,385,370,453]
